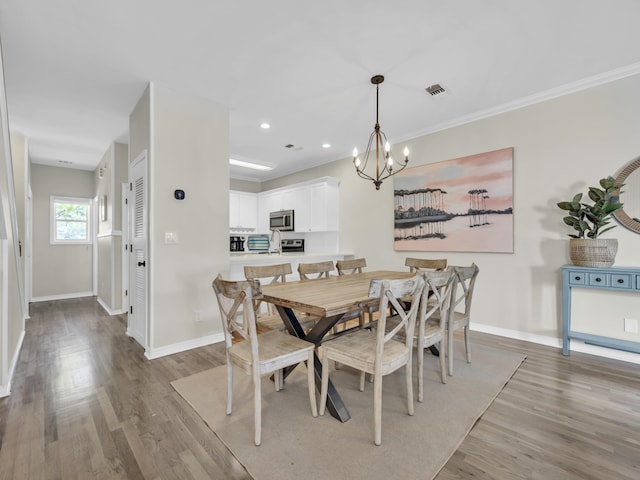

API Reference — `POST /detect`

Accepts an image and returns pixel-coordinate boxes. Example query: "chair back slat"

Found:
[419,269,455,331]
[449,263,480,318]
[369,276,424,357]
[405,257,447,272]
[336,258,367,275]
[298,261,334,280]
[244,263,292,316]
[212,275,262,355]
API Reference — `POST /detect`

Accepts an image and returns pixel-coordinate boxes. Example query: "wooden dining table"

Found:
[260,270,415,422]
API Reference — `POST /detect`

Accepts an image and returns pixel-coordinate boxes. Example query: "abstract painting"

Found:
[393,147,513,253]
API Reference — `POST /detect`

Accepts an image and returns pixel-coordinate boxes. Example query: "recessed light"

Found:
[322,143,331,149]
[229,158,273,171]
[260,123,271,129]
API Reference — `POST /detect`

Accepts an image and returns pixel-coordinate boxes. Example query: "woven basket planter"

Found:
[569,238,618,267]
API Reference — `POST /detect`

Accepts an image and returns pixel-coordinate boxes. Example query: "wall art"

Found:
[393,147,513,253]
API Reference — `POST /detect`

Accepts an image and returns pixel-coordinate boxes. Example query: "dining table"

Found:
[260,270,415,422]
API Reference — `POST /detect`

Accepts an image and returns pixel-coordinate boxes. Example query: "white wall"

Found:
[31,165,94,299]
[263,73,640,359]
[0,39,26,396]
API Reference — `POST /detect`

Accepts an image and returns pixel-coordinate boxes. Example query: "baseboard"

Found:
[31,291,94,302]
[0,329,25,398]
[471,323,640,365]
[96,297,126,316]
[145,333,225,360]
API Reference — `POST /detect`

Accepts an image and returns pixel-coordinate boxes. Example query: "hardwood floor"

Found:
[0,297,638,479]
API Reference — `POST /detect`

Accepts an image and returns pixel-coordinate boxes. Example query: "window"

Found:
[50,196,92,244]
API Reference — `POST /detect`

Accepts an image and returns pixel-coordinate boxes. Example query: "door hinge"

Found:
[130,306,133,314]
[129,182,133,191]
[125,289,128,296]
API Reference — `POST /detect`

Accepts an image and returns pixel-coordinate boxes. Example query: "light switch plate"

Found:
[624,318,638,334]
[164,231,179,244]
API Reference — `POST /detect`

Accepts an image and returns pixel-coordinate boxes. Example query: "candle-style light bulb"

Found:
[384,141,390,152]
[403,146,409,159]
[388,156,393,167]
[352,147,358,158]
[355,157,361,168]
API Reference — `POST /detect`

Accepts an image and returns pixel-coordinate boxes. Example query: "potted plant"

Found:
[557,176,624,267]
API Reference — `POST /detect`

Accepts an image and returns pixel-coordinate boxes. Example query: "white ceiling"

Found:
[2,0,640,182]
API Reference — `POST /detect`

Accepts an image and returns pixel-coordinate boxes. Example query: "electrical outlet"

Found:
[624,318,638,334]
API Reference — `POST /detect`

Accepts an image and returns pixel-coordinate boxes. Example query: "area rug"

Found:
[171,343,525,480]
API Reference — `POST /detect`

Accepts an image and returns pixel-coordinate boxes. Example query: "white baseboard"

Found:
[0,329,25,398]
[471,322,640,365]
[145,333,225,360]
[31,291,94,302]
[96,297,126,316]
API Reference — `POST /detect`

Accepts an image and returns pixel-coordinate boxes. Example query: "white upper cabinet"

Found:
[308,180,339,231]
[229,191,258,232]
[255,177,339,233]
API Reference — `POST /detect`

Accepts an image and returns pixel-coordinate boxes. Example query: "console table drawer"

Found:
[611,273,632,289]
[587,272,609,287]
[568,271,586,285]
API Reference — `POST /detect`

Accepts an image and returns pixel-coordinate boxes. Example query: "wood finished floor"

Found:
[0,297,638,479]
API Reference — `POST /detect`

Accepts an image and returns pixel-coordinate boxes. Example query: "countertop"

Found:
[229,252,352,264]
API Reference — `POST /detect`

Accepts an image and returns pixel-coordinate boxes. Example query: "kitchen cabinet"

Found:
[229,191,258,232]
[256,177,339,233]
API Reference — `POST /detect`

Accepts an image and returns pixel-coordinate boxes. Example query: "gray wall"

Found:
[129,83,230,356]
[31,164,94,299]
[95,141,128,313]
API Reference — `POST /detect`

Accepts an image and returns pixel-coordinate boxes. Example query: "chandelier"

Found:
[353,75,409,190]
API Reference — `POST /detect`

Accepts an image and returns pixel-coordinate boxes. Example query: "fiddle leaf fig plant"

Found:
[557,176,624,239]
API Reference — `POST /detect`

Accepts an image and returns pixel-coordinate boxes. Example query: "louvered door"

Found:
[128,152,147,348]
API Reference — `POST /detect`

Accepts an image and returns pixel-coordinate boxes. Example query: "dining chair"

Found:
[212,275,318,446]
[334,258,370,331]
[386,269,455,402]
[319,275,425,446]
[443,263,480,376]
[335,258,367,275]
[244,263,293,332]
[297,260,335,280]
[405,257,448,272]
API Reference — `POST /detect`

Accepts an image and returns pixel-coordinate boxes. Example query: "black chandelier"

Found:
[353,75,409,190]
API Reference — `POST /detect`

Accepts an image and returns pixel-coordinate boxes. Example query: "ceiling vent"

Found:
[425,84,448,97]
[285,144,295,148]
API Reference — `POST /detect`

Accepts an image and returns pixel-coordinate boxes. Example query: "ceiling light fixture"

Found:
[229,158,273,171]
[322,143,331,148]
[260,122,271,129]
[353,75,409,190]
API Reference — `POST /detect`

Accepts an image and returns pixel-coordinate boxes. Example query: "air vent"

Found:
[285,144,295,149]
[57,160,73,165]
[425,84,448,97]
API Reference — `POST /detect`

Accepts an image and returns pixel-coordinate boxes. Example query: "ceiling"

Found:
[2,1,640,182]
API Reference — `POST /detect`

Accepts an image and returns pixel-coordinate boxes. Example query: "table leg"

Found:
[275,306,351,423]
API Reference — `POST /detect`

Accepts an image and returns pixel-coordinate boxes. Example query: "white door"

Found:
[128,152,148,349]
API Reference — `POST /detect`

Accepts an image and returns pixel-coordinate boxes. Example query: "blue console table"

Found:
[562,265,640,355]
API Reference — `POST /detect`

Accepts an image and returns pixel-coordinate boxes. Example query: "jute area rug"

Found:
[171,343,525,480]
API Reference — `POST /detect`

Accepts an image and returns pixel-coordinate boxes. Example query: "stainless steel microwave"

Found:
[269,209,294,231]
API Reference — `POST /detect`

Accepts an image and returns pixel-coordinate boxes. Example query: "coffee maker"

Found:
[229,236,245,252]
